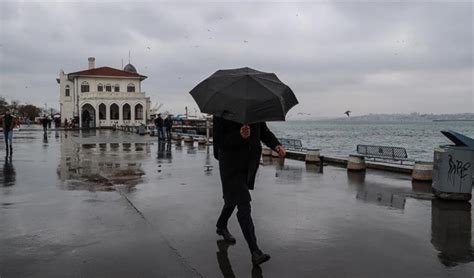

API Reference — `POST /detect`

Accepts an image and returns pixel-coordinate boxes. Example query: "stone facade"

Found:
[58,57,151,128]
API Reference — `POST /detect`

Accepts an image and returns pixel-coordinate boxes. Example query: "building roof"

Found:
[68,66,147,80]
[123,63,137,73]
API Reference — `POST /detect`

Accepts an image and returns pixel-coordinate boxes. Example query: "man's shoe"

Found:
[252,250,271,266]
[216,228,236,244]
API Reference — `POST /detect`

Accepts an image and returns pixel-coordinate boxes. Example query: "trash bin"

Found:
[432,131,474,201]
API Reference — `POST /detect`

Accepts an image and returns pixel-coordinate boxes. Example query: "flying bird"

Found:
[344,110,351,117]
[147,46,151,50]
[243,40,248,43]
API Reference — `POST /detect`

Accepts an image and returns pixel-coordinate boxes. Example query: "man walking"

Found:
[154,114,164,140]
[164,115,173,141]
[42,116,48,133]
[2,109,15,156]
[213,116,286,266]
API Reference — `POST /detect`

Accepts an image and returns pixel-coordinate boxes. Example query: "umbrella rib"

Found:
[201,76,246,113]
[249,76,288,120]
[253,74,284,84]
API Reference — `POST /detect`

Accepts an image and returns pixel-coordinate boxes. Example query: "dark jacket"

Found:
[2,115,14,131]
[213,116,280,205]
[154,117,164,127]
[164,117,173,128]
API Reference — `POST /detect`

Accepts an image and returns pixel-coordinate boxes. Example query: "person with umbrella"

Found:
[190,67,298,266]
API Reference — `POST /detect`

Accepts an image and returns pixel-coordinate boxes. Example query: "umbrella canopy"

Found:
[189,67,298,124]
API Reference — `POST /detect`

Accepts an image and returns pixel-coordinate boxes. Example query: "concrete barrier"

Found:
[198,138,207,145]
[183,136,194,143]
[262,147,272,156]
[305,148,320,163]
[347,154,366,171]
[412,161,433,181]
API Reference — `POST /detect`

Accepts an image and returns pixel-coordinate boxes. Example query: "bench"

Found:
[278,138,306,153]
[356,144,414,165]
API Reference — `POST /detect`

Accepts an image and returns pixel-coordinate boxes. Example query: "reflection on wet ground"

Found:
[0,130,473,278]
[216,240,263,278]
[431,200,474,267]
[1,156,16,187]
[57,138,151,192]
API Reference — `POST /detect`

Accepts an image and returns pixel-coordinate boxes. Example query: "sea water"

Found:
[268,120,474,161]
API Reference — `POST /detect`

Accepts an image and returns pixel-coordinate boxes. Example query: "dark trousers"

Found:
[217,202,259,253]
[4,130,13,147]
[157,126,164,139]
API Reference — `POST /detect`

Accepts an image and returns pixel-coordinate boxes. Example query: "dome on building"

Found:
[123,63,137,73]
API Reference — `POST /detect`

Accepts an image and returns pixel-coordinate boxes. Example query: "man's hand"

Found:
[240,125,250,139]
[275,145,286,158]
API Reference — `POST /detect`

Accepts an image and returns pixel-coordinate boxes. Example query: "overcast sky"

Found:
[0,0,472,118]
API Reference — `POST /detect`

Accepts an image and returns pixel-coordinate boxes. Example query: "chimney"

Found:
[88,57,95,69]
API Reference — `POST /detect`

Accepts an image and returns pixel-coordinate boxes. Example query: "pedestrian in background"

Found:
[42,116,48,133]
[154,114,164,140]
[2,109,15,156]
[164,115,173,141]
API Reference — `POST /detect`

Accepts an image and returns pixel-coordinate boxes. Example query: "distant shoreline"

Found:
[432,119,474,122]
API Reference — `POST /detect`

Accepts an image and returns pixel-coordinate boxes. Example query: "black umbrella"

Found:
[189,67,298,124]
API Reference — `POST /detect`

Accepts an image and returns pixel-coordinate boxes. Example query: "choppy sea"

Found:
[268,120,474,161]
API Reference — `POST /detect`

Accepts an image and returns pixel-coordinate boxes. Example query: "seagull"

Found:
[207,29,211,32]
[243,40,248,43]
[147,46,151,50]
[344,110,351,117]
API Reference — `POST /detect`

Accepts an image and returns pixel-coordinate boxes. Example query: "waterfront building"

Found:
[57,57,150,128]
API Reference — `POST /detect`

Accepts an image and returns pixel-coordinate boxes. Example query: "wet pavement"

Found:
[1,130,473,278]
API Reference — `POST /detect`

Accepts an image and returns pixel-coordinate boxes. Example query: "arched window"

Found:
[99,103,106,120]
[105,84,112,92]
[135,104,143,120]
[114,84,120,92]
[122,104,131,120]
[110,103,119,120]
[65,85,70,97]
[81,81,89,93]
[127,83,135,93]
[97,83,103,92]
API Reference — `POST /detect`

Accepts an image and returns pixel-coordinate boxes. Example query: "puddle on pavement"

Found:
[57,139,151,192]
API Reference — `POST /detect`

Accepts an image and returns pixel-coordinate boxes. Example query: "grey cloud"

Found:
[0,1,472,116]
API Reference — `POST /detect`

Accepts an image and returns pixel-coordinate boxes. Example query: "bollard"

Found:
[305,148,320,164]
[198,138,207,145]
[183,136,194,143]
[412,161,433,181]
[347,154,366,171]
[262,147,272,156]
